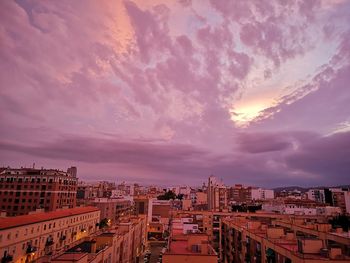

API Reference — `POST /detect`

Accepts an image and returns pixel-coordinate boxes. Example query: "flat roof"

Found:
[52,253,88,261]
[168,240,216,256]
[0,206,99,230]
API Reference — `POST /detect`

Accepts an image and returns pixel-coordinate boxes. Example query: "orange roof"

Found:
[0,206,99,230]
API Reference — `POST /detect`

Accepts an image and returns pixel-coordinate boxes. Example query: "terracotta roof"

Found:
[0,206,99,230]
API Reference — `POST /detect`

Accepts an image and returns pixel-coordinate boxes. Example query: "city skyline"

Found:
[1,0,350,187]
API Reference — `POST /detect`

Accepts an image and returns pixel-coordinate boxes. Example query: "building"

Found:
[307,189,326,203]
[207,176,227,212]
[251,188,274,201]
[163,217,217,263]
[227,184,252,203]
[133,196,153,222]
[345,192,350,215]
[261,199,341,216]
[0,206,100,263]
[0,167,78,216]
[87,198,132,224]
[221,214,350,263]
[51,215,147,263]
[332,190,347,214]
[171,210,230,252]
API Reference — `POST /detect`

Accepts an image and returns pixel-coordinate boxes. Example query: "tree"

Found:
[329,215,350,231]
[157,190,176,200]
[176,194,184,200]
[99,218,110,228]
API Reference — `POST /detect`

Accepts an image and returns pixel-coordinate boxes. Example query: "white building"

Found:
[307,189,325,203]
[345,191,350,214]
[251,188,274,200]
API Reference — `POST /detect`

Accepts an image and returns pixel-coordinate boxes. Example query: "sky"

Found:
[0,0,350,187]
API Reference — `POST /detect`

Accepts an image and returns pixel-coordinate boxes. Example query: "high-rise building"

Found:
[0,167,78,216]
[207,176,227,211]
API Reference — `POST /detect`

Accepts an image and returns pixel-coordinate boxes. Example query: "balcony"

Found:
[1,255,13,263]
[45,240,54,246]
[26,245,37,254]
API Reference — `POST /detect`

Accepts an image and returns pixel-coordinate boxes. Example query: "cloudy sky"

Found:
[1,0,350,187]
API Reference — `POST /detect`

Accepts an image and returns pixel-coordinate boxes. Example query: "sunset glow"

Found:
[0,0,350,187]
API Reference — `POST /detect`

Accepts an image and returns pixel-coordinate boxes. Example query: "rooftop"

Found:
[0,206,99,230]
[52,253,87,261]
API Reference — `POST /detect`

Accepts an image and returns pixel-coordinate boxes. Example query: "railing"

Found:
[26,245,37,254]
[1,255,13,263]
[45,240,54,246]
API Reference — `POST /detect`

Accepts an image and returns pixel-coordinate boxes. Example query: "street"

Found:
[148,242,166,263]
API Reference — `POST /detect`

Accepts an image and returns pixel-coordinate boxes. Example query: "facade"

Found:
[207,176,227,212]
[163,217,217,263]
[345,192,350,214]
[332,190,347,214]
[0,206,100,263]
[171,210,232,252]
[221,214,350,263]
[0,167,78,216]
[251,188,274,201]
[51,215,147,263]
[133,196,153,222]
[307,189,326,203]
[227,184,252,203]
[87,198,132,224]
[261,199,341,216]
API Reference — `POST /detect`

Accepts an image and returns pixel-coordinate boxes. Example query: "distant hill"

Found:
[273,185,350,193]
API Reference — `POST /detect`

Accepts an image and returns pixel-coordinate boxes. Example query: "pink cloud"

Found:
[0,0,350,186]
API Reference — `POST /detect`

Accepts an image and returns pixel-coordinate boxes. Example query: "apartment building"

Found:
[0,167,78,216]
[87,198,132,224]
[171,210,327,255]
[51,215,147,263]
[227,184,252,203]
[262,199,343,216]
[207,176,228,212]
[221,214,350,263]
[163,218,217,263]
[251,188,274,201]
[0,206,100,263]
[171,210,230,252]
[134,196,153,222]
